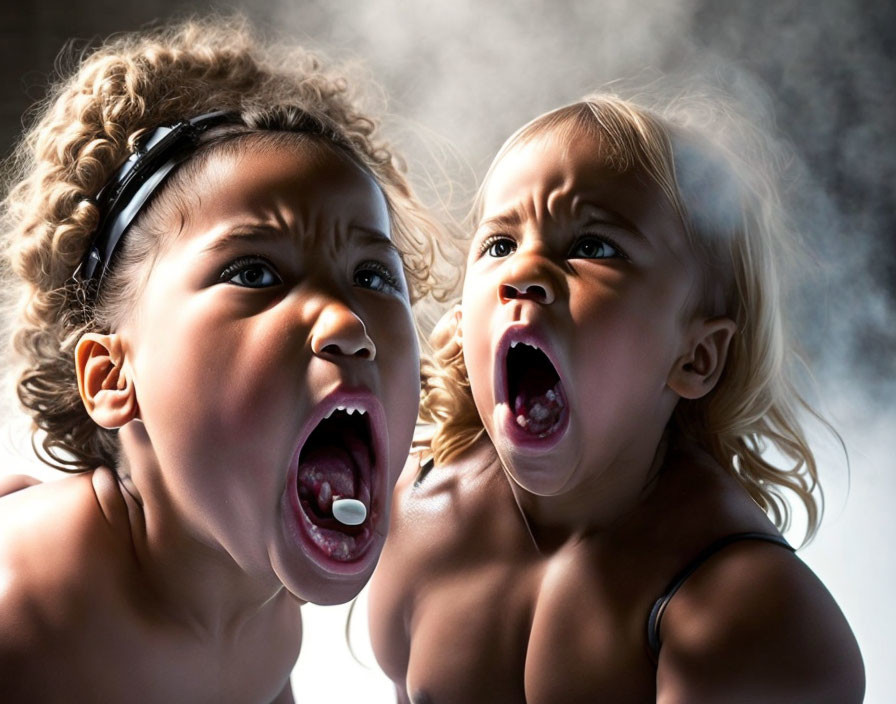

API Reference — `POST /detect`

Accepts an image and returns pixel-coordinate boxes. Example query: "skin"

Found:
[0,139,420,702]
[369,129,865,703]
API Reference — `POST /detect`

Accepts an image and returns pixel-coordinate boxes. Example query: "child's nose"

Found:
[499,282,553,303]
[310,302,376,361]
[499,260,556,305]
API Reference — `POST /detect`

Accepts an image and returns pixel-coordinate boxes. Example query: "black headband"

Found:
[77,110,236,288]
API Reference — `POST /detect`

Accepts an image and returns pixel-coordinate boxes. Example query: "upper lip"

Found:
[493,323,565,406]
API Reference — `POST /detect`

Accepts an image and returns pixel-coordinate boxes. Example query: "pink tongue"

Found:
[297,447,357,515]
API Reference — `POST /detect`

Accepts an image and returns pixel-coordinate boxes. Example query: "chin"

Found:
[296,572,375,606]
[489,402,580,496]
[272,535,384,606]
[499,448,579,497]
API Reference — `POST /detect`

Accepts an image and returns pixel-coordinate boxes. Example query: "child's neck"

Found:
[109,422,294,638]
[507,431,669,550]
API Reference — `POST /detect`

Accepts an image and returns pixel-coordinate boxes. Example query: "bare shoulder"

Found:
[656,539,865,703]
[0,469,129,653]
[0,473,42,497]
[386,440,515,568]
[369,449,476,625]
[369,440,514,687]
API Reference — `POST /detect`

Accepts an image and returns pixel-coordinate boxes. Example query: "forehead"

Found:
[183,139,391,243]
[480,128,684,243]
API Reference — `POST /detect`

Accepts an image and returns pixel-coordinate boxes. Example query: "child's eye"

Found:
[354,261,402,294]
[480,235,516,258]
[569,236,625,260]
[219,256,282,288]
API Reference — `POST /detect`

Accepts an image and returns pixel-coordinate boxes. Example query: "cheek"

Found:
[460,295,494,404]
[371,305,421,462]
[135,306,295,454]
[568,288,684,415]
[383,334,420,416]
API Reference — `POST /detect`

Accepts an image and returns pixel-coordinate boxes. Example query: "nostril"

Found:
[319,341,374,359]
[320,343,372,359]
[500,284,520,300]
[526,284,547,301]
[500,283,549,303]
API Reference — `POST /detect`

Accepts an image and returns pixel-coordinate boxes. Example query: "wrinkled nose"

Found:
[310,303,376,360]
[499,258,556,305]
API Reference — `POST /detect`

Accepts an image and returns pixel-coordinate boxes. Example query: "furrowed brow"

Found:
[201,223,402,258]
[582,208,650,245]
[476,210,524,233]
[351,226,402,256]
[200,225,285,255]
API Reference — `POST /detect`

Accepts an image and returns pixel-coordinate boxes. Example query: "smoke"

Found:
[1,0,892,700]
[251,0,896,404]
[686,0,896,402]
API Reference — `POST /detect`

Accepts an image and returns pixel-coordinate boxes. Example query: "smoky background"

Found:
[1,0,892,701]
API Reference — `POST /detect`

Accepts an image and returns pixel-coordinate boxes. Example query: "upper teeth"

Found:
[510,341,540,351]
[324,404,368,419]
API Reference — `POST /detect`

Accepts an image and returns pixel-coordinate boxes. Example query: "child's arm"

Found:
[655,540,864,703]
[368,454,421,700]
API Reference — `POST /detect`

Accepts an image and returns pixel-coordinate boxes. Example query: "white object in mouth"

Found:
[332,497,367,526]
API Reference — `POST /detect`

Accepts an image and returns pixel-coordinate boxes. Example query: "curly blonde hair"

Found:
[1,16,450,474]
[421,92,835,542]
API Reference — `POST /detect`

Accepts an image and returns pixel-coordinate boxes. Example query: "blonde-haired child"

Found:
[370,93,865,702]
[0,17,441,701]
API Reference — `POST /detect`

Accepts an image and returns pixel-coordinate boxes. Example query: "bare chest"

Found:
[4,597,301,703]
[404,551,656,704]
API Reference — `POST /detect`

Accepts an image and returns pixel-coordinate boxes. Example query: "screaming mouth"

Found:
[295,405,375,561]
[506,341,567,437]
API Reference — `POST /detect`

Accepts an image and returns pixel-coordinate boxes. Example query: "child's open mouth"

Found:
[505,339,568,439]
[292,404,378,564]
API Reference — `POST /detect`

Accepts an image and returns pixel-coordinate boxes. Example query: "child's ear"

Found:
[75,333,139,429]
[667,316,737,400]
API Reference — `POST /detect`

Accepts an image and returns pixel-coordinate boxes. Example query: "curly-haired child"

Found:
[0,17,444,702]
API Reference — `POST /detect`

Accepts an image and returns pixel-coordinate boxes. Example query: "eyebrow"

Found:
[201,223,400,256]
[477,205,649,245]
[580,207,650,245]
[200,224,281,254]
[349,226,402,256]
[476,210,525,233]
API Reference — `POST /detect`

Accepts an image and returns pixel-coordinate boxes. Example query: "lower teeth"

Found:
[514,384,564,435]
[529,402,550,421]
